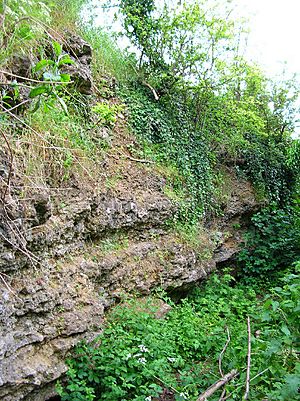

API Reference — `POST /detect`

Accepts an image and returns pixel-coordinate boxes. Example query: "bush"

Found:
[238,204,300,276]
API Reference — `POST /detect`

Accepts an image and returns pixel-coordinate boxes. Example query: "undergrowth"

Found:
[57,267,300,401]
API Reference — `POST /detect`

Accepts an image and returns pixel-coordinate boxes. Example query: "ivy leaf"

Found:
[280,325,291,337]
[280,374,300,400]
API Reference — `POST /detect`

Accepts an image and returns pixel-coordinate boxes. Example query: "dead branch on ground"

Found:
[197,369,238,401]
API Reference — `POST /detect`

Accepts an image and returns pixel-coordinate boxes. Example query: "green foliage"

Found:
[238,204,300,276]
[57,269,300,401]
[92,102,125,127]
[120,85,216,221]
[117,0,238,90]
[28,103,95,152]
[28,42,74,113]
[112,0,300,223]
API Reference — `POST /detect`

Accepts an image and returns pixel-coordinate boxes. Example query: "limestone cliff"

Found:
[0,34,261,401]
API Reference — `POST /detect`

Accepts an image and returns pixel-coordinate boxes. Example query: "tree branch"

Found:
[0,69,73,85]
[219,326,231,378]
[142,81,159,101]
[197,369,238,401]
[243,316,251,400]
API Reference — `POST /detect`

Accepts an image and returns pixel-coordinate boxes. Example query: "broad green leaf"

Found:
[43,71,61,82]
[29,86,50,98]
[33,59,55,73]
[58,55,74,66]
[59,73,71,82]
[53,41,62,57]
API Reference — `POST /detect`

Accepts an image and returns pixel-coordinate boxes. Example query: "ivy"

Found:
[238,204,300,276]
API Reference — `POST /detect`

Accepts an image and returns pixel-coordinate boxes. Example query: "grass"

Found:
[96,233,130,255]
[82,27,136,84]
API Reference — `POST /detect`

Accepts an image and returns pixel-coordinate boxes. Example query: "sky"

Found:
[91,0,300,136]
[233,0,300,136]
[234,0,300,79]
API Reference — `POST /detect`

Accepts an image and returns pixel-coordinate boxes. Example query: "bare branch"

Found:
[243,316,251,400]
[142,81,159,101]
[0,129,13,202]
[219,326,231,378]
[0,99,31,114]
[197,369,238,401]
[0,69,73,85]
[0,273,23,303]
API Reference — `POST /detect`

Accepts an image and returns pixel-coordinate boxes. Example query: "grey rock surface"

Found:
[0,170,260,400]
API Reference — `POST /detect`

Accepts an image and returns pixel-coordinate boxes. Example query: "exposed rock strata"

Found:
[0,169,260,400]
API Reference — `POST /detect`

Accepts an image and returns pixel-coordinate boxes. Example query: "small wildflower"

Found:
[167,357,176,363]
[145,397,152,401]
[137,357,147,364]
[138,344,149,353]
[125,353,132,360]
[179,392,188,400]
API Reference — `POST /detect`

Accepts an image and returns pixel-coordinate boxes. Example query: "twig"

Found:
[197,369,238,401]
[0,129,13,202]
[243,316,251,400]
[222,368,270,401]
[219,326,231,378]
[142,81,159,101]
[123,154,155,164]
[0,99,31,114]
[0,273,23,303]
[218,388,226,401]
[106,151,155,164]
[0,103,53,145]
[0,69,73,85]
[0,231,40,267]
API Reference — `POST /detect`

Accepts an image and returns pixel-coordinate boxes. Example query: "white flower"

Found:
[125,353,132,360]
[179,392,189,400]
[137,357,147,365]
[138,344,149,353]
[145,397,152,401]
[167,357,176,363]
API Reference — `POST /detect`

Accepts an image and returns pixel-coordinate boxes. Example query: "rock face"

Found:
[0,30,262,400]
[0,162,260,400]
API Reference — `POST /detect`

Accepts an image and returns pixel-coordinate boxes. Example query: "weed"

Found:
[92,102,125,128]
[97,233,129,254]
[57,268,300,401]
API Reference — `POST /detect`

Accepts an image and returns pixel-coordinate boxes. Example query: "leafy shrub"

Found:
[57,270,300,401]
[238,204,300,276]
